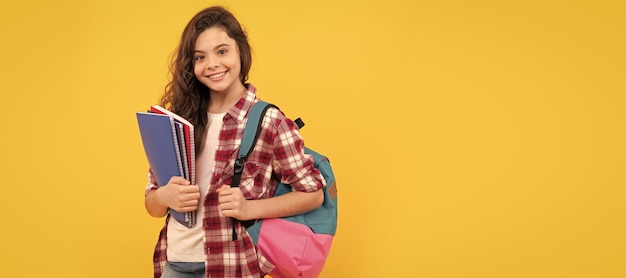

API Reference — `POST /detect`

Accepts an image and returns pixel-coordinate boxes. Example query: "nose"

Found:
[206,56,219,69]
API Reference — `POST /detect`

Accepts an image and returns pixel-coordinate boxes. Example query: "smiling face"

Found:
[193,26,244,95]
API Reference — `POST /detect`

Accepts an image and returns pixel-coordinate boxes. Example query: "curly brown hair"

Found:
[159,6,252,153]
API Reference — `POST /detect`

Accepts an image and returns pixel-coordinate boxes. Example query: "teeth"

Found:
[209,72,225,79]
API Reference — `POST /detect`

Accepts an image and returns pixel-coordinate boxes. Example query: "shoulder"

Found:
[263,105,286,122]
[259,103,298,131]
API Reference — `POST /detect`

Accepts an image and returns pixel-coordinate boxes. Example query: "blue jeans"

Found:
[161,262,205,278]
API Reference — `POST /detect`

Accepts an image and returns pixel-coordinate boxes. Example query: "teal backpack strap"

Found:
[239,101,275,159]
[230,101,277,240]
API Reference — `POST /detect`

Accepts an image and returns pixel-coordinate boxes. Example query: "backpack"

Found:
[230,101,338,278]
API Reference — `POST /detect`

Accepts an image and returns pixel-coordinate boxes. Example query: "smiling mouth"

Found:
[208,71,227,80]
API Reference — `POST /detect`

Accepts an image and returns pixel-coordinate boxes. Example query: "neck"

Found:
[208,82,247,114]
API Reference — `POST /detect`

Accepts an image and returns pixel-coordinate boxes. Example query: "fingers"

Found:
[217,186,241,203]
[174,199,199,212]
[217,186,248,219]
[180,185,200,195]
[157,178,200,212]
[215,184,230,193]
[170,193,199,212]
[167,176,191,186]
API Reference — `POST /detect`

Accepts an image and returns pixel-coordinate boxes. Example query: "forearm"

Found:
[246,189,323,220]
[145,189,168,218]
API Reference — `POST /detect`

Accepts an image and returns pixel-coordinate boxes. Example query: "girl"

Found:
[144,6,325,278]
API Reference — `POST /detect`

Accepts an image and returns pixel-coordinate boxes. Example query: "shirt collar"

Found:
[225,83,259,123]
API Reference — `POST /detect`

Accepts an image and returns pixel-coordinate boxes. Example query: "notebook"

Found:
[136,111,196,228]
[149,105,196,186]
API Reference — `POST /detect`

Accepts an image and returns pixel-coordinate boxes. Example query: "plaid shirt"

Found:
[146,84,325,278]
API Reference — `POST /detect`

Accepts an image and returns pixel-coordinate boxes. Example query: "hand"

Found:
[216,185,252,220]
[156,176,200,212]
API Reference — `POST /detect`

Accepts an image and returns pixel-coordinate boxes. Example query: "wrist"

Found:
[152,187,168,208]
[244,199,262,220]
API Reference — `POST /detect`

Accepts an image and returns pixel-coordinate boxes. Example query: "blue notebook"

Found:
[136,112,196,228]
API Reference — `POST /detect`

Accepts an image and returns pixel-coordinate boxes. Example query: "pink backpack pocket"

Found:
[257,218,333,278]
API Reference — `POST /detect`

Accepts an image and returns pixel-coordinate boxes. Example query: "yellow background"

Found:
[1,0,624,277]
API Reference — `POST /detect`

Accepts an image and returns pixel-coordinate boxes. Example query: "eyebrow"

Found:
[194,43,230,53]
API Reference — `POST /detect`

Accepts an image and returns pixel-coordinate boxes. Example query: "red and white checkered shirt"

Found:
[146,84,325,278]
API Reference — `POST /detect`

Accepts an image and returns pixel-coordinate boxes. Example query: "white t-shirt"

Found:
[166,112,225,262]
